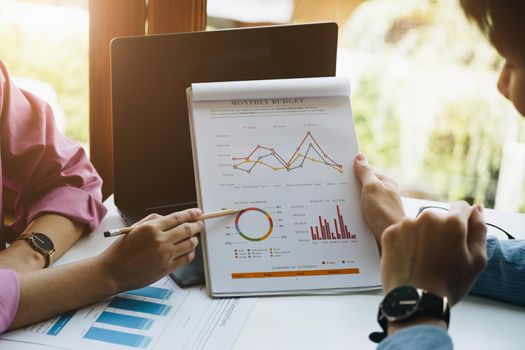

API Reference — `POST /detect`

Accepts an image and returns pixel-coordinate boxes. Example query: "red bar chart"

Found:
[310,205,356,241]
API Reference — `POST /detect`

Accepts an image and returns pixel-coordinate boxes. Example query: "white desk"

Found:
[2,196,524,349]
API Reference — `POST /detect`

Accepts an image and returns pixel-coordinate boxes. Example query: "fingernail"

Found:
[193,208,203,217]
[356,153,367,163]
[476,204,484,213]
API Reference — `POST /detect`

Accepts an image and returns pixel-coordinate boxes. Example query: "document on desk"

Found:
[1,277,256,350]
[187,77,381,297]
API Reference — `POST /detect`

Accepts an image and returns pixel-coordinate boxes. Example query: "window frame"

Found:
[89,0,206,198]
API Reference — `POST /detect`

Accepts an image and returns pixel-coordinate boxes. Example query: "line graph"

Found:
[232,131,343,173]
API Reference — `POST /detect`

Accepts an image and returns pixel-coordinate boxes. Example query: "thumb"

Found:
[354,153,379,186]
[467,204,487,266]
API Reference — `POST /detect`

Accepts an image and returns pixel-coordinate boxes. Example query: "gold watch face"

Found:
[30,232,54,254]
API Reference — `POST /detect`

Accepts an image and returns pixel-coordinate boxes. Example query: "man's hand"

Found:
[354,154,405,248]
[381,201,487,306]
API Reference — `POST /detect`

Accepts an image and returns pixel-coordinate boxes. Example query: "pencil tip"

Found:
[103,231,110,237]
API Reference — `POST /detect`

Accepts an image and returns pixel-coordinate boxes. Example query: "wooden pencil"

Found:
[103,208,241,237]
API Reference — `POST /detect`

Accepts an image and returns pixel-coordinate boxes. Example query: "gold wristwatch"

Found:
[23,232,56,268]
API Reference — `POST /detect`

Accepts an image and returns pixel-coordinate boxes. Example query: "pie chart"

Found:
[234,207,273,241]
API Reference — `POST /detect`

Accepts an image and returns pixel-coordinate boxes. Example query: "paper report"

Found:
[188,77,381,296]
[1,277,255,350]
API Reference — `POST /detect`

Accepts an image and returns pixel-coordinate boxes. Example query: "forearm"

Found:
[0,214,84,272]
[379,324,452,350]
[9,257,118,330]
[6,208,203,331]
[388,315,447,336]
[470,237,525,306]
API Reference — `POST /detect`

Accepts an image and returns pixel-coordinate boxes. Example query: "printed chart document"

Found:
[187,77,381,297]
[1,277,255,350]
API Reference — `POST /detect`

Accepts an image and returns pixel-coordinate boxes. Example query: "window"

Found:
[0,0,89,147]
[206,0,525,212]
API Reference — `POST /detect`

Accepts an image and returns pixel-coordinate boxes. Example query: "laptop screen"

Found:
[111,23,338,213]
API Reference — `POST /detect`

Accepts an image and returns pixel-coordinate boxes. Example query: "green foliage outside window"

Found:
[0,1,88,143]
[345,0,523,208]
[2,0,525,210]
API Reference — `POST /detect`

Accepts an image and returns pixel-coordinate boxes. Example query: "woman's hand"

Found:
[97,208,203,292]
[10,209,203,330]
[353,154,405,249]
[381,201,487,305]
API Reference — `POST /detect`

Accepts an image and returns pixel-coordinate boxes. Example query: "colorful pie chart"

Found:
[234,207,273,241]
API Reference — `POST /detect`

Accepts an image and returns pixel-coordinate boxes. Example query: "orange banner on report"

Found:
[231,268,360,279]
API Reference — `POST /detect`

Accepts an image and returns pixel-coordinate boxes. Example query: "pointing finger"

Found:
[166,221,203,244]
[157,208,203,231]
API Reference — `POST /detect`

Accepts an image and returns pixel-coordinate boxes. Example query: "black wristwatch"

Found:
[23,232,56,268]
[369,285,450,343]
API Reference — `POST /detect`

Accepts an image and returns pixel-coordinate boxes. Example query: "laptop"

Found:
[110,22,338,285]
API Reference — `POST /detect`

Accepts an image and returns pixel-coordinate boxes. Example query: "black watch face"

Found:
[32,232,54,252]
[382,286,420,319]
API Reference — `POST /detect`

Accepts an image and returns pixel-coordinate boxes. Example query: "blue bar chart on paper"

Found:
[80,286,174,348]
[1,276,256,350]
[1,278,185,350]
[61,283,175,349]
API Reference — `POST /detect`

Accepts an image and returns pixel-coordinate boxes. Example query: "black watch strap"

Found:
[369,287,450,343]
[369,309,437,343]
[369,307,388,343]
[422,290,450,325]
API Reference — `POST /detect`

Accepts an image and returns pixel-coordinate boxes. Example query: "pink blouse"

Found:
[0,270,19,333]
[0,60,107,332]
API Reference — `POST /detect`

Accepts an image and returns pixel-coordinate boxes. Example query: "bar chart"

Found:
[82,286,173,348]
[42,284,176,349]
[2,276,257,350]
[310,205,356,241]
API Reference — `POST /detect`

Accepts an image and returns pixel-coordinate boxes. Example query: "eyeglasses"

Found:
[417,206,515,240]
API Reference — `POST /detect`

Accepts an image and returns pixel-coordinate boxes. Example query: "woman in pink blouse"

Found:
[0,61,202,333]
